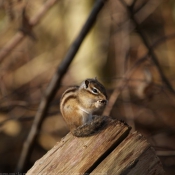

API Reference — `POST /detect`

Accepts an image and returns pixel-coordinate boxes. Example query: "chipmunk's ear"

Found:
[85,79,90,88]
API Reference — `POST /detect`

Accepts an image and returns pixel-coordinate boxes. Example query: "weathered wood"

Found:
[26,119,165,175]
[91,132,165,175]
[26,119,130,174]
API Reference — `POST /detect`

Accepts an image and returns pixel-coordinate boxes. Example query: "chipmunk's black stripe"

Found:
[86,88,98,96]
[61,86,78,100]
[60,86,79,113]
[61,94,77,109]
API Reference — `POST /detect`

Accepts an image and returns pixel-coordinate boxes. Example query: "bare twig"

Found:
[152,33,175,48]
[0,0,59,62]
[16,0,107,172]
[130,0,137,10]
[103,32,175,116]
[0,100,29,112]
[103,55,148,116]
[19,8,36,41]
[156,150,175,157]
[125,32,175,74]
[133,0,148,14]
[0,110,59,127]
[120,0,175,93]
[113,0,162,35]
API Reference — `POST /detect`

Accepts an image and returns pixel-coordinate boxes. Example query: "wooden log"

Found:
[91,132,165,175]
[26,119,165,175]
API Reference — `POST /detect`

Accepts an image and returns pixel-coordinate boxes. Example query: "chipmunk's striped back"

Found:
[60,86,78,113]
[60,78,107,135]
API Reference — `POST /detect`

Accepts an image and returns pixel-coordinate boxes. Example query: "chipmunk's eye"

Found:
[92,87,98,94]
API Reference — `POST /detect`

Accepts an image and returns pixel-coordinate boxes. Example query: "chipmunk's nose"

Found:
[100,100,107,105]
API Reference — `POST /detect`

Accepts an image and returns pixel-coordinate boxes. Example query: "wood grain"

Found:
[26,119,131,175]
[91,131,165,175]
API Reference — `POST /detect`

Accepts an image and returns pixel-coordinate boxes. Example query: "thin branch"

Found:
[130,0,137,10]
[120,0,175,93]
[0,110,59,127]
[133,0,148,14]
[124,32,175,75]
[0,0,59,62]
[103,55,148,116]
[152,33,175,48]
[103,32,175,116]
[112,0,161,35]
[16,0,107,172]
[156,150,175,157]
[0,100,29,112]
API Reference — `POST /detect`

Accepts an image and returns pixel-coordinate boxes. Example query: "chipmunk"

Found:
[60,78,107,137]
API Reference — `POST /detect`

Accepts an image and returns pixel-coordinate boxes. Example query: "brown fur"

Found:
[60,78,107,136]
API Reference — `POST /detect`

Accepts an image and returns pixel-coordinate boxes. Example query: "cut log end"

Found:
[26,118,165,175]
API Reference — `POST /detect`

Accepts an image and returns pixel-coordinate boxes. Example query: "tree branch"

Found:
[0,0,59,62]
[120,0,175,93]
[16,0,107,172]
[103,32,175,116]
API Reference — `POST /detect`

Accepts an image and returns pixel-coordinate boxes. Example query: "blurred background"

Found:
[0,0,175,174]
